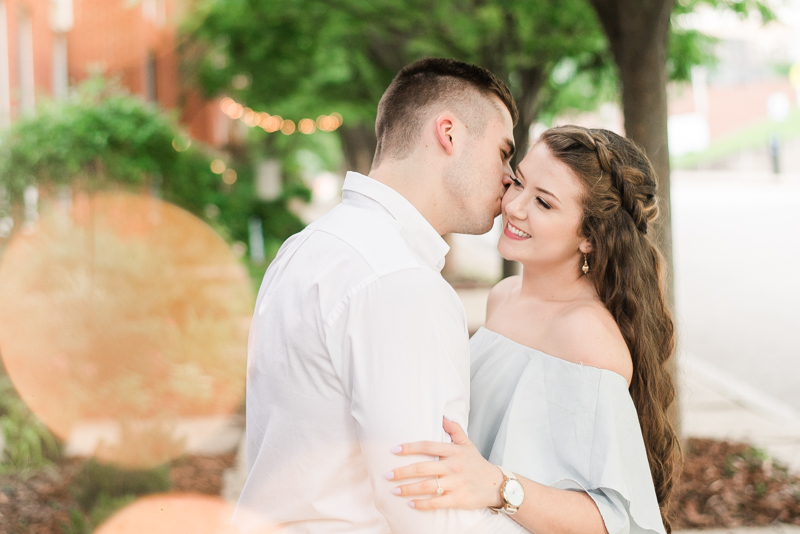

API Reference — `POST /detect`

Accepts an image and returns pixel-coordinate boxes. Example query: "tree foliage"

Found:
[183,0,614,169]
[182,0,746,173]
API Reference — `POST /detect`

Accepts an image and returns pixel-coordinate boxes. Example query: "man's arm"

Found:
[332,268,525,533]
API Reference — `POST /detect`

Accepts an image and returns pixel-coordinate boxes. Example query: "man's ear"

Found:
[435,114,455,155]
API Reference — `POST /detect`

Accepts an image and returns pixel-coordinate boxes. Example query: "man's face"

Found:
[442,98,516,235]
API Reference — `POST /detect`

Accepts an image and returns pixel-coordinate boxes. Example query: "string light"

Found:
[210,159,226,174]
[298,118,316,135]
[219,97,342,135]
[222,169,238,184]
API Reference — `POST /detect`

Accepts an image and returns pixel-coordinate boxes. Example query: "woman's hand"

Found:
[387,417,505,510]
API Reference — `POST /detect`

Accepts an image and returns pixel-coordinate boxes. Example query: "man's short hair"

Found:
[373,58,519,167]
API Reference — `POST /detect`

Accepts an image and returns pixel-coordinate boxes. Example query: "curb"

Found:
[682,355,800,430]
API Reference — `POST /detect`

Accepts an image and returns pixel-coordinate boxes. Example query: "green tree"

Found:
[183,0,614,175]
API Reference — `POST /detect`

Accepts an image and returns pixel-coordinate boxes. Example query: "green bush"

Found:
[0,375,60,473]
[70,458,171,510]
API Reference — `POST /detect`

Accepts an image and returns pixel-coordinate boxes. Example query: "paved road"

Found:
[672,173,800,414]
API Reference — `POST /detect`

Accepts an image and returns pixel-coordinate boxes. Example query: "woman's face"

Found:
[498,142,590,270]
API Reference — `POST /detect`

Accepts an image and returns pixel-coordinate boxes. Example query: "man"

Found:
[234,58,525,533]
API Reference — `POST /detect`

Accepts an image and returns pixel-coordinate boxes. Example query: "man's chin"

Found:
[456,217,494,236]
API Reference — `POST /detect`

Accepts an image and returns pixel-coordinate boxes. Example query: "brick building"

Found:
[0,0,224,146]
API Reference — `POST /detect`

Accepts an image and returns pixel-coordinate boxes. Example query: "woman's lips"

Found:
[503,221,531,240]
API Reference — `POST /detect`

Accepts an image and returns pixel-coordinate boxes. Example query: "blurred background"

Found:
[0,0,799,532]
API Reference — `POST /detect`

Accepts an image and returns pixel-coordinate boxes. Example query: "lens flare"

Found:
[0,192,252,469]
[94,494,276,534]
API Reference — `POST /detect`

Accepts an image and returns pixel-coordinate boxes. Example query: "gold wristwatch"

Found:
[488,465,525,515]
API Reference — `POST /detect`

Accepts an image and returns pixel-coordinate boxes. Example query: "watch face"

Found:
[504,479,525,507]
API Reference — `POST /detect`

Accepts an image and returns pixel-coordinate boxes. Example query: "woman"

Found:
[387,126,680,534]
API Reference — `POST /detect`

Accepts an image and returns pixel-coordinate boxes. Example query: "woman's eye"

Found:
[511,176,523,188]
[536,197,552,210]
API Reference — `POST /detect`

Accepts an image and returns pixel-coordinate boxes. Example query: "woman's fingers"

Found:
[392,477,440,496]
[388,460,444,481]
[408,495,454,510]
[393,440,456,457]
[442,417,470,445]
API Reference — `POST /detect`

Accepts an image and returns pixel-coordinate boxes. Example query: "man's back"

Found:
[234,173,523,534]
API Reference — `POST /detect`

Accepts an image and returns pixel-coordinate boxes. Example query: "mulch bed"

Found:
[0,453,236,534]
[670,438,800,529]
[1,440,799,533]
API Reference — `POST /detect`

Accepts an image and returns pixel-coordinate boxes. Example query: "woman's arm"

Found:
[387,418,608,534]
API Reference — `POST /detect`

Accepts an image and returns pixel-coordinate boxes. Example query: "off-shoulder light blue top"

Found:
[469,327,667,534]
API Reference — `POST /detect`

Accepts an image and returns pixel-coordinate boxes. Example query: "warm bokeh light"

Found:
[242,109,258,127]
[298,118,316,134]
[262,115,282,133]
[316,114,342,132]
[222,169,238,185]
[172,136,192,152]
[0,192,252,469]
[211,159,227,174]
[219,97,237,118]
[280,119,295,135]
[218,96,340,134]
[94,494,259,534]
[258,112,272,128]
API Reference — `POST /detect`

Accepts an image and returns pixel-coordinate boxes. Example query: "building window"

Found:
[50,0,73,100]
[53,34,68,99]
[145,51,156,102]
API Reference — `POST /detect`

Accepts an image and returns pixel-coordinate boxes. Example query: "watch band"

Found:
[497,465,516,481]
[488,465,523,515]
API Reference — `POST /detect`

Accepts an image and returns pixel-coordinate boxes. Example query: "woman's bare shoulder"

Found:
[552,301,633,384]
[486,275,521,321]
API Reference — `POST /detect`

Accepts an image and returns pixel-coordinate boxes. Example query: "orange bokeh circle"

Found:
[0,191,253,468]
[94,493,277,534]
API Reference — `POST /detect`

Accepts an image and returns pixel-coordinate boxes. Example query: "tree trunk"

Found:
[339,123,378,175]
[589,0,675,302]
[588,0,681,437]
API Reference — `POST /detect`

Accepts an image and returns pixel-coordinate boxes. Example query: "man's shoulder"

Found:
[304,203,428,276]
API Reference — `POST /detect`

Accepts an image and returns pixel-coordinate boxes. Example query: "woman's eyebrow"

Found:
[536,187,560,202]
[517,168,561,202]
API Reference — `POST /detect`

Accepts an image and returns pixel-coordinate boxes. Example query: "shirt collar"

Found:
[341,171,450,272]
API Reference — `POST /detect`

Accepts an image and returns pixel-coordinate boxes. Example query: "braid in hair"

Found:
[541,126,681,533]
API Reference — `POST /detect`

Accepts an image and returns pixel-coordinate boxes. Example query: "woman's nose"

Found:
[505,194,526,219]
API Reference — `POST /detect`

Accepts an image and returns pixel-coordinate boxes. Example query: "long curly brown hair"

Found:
[540,125,681,532]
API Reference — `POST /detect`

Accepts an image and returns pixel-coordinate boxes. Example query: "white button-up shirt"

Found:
[234,172,523,533]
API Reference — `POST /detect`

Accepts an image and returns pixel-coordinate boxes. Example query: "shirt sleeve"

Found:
[332,268,526,534]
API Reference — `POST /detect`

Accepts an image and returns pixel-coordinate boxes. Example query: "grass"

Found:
[672,108,800,169]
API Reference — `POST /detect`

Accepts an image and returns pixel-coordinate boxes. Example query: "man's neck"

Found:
[368,160,447,235]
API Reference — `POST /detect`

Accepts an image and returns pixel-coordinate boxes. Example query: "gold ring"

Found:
[436,477,444,495]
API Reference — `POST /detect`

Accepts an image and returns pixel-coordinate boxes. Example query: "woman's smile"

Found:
[504,221,531,240]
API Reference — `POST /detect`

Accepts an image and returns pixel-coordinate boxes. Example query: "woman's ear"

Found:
[435,114,455,155]
[579,238,593,255]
